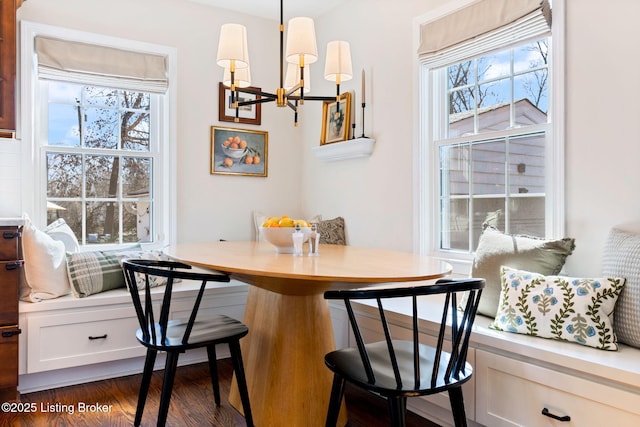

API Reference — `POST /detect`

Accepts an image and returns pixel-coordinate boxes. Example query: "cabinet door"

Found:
[0,325,19,400]
[0,0,17,133]
[476,349,640,426]
[0,261,21,325]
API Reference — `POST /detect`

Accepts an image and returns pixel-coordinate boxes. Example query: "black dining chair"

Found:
[323,278,485,427]
[122,259,254,427]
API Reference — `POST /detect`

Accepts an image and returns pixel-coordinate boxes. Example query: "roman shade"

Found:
[418,0,551,68]
[35,36,168,93]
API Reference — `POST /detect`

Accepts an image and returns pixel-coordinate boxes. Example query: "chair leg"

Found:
[206,345,221,405]
[388,396,407,427]
[325,374,346,427]
[448,386,468,427]
[157,351,180,427]
[134,349,157,427]
[228,340,254,427]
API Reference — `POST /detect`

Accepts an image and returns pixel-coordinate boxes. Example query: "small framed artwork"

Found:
[321,92,352,145]
[210,126,268,177]
[218,82,262,125]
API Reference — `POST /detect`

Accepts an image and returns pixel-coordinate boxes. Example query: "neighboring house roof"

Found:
[449,98,547,136]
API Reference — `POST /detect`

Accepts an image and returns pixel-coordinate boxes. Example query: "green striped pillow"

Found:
[67,246,141,298]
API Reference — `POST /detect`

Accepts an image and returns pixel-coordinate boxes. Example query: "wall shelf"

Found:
[312,137,375,162]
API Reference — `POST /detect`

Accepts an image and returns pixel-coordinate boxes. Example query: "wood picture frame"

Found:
[210,126,268,177]
[321,92,352,145]
[218,82,262,125]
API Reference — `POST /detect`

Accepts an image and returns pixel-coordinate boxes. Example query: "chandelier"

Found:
[216,0,353,126]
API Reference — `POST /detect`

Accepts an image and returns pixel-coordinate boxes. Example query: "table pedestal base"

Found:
[229,286,347,426]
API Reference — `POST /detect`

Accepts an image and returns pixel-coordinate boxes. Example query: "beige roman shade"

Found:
[35,36,168,93]
[418,0,551,66]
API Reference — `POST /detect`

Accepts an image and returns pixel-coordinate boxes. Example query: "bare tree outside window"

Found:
[46,82,153,245]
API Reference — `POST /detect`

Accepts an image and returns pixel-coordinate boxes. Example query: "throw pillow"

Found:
[602,226,640,348]
[491,266,625,351]
[20,214,72,302]
[317,216,347,245]
[116,249,175,290]
[471,226,575,317]
[45,218,80,253]
[67,245,141,298]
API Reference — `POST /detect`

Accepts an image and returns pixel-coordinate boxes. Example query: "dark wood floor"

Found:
[4,359,440,426]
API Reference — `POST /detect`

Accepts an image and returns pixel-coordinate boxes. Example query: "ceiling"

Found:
[186,0,346,19]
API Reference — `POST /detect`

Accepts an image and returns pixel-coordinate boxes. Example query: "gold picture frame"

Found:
[210,126,268,177]
[321,92,352,145]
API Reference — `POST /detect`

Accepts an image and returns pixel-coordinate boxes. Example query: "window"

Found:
[437,39,550,252]
[416,0,563,266]
[21,22,176,248]
[44,82,156,245]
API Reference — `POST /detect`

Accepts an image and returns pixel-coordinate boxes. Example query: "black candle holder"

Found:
[361,102,367,138]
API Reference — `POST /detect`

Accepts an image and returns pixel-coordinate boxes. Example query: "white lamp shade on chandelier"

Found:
[216,23,250,69]
[324,40,353,83]
[285,17,318,65]
[223,66,251,88]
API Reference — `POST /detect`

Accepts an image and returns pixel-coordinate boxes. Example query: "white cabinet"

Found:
[27,306,145,373]
[475,349,640,427]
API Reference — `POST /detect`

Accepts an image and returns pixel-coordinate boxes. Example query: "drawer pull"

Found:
[2,328,21,338]
[3,231,21,240]
[88,334,108,340]
[542,407,571,422]
[5,260,24,271]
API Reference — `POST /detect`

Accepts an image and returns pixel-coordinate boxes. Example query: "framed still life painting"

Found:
[210,126,268,177]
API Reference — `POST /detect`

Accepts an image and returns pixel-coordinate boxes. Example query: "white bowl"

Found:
[222,145,248,159]
[260,227,311,253]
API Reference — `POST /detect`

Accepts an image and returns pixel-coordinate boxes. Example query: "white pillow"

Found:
[21,215,72,302]
[45,218,80,253]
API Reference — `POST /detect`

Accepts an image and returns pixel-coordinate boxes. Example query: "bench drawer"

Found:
[476,349,640,426]
[26,306,145,373]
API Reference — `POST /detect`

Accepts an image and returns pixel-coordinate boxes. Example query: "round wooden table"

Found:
[166,241,452,427]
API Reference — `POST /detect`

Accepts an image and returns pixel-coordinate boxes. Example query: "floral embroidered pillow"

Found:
[490,266,626,351]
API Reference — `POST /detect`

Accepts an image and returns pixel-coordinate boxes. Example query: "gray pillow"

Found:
[471,226,575,317]
[602,227,640,348]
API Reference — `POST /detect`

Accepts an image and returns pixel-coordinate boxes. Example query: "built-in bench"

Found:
[17,279,249,393]
[18,276,640,426]
[344,295,640,427]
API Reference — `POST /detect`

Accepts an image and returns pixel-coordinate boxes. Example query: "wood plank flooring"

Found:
[4,359,440,426]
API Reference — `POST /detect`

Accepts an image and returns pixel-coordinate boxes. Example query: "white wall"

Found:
[300,0,450,252]
[562,0,640,276]
[6,0,640,276]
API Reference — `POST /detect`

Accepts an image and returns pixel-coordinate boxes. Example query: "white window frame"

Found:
[20,21,178,250]
[413,0,565,275]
